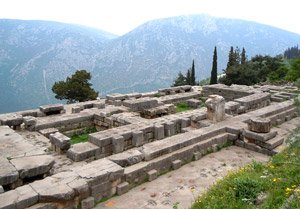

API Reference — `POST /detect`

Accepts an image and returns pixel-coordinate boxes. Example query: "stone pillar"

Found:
[205,95,225,123]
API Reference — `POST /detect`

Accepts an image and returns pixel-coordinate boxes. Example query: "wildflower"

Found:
[292,185,297,188]
[273,178,277,182]
[298,196,300,199]
[270,165,275,169]
[286,188,293,192]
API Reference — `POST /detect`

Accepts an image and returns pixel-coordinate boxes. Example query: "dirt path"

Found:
[94,146,269,209]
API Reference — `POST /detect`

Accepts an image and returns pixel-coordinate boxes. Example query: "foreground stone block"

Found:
[205,95,225,123]
[10,155,54,179]
[0,114,23,128]
[117,182,129,195]
[0,157,19,186]
[108,149,144,167]
[67,142,100,162]
[172,159,182,170]
[81,196,95,209]
[248,117,271,133]
[38,128,59,138]
[112,135,125,154]
[49,132,71,151]
[147,169,158,182]
[39,104,64,115]
[243,129,277,142]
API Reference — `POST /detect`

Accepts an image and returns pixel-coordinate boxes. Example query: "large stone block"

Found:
[117,182,129,195]
[67,142,100,162]
[132,131,144,147]
[0,157,19,186]
[39,104,64,114]
[49,132,71,150]
[81,197,95,209]
[205,95,225,123]
[154,124,164,140]
[248,117,271,133]
[10,155,54,179]
[108,149,144,167]
[112,135,125,154]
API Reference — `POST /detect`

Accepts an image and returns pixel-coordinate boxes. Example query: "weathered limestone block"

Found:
[0,185,39,209]
[0,114,23,128]
[117,182,129,195]
[81,196,95,209]
[225,101,240,115]
[132,131,144,147]
[181,118,191,128]
[49,132,71,151]
[23,116,37,130]
[30,176,75,202]
[243,129,277,142]
[108,149,144,167]
[71,106,81,114]
[10,155,54,179]
[39,104,64,115]
[248,117,271,133]
[187,99,200,108]
[172,159,182,170]
[164,122,175,137]
[154,124,164,140]
[67,142,101,162]
[205,95,225,123]
[0,157,19,186]
[26,203,57,209]
[38,128,59,138]
[147,169,158,182]
[0,186,3,194]
[112,135,125,154]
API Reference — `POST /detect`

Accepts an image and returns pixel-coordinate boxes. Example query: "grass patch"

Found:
[71,127,97,144]
[176,102,192,113]
[191,127,300,209]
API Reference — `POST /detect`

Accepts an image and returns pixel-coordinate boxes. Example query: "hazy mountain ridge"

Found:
[1,15,300,113]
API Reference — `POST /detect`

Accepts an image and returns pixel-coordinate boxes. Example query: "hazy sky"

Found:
[0,0,299,35]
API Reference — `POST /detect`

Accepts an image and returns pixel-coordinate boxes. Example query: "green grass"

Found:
[191,127,300,209]
[176,102,192,113]
[70,127,97,144]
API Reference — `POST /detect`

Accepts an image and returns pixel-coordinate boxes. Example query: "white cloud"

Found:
[0,0,299,35]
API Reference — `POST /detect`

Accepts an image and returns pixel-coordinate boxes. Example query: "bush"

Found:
[233,177,262,203]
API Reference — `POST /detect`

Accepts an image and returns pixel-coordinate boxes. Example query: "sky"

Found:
[0,0,299,36]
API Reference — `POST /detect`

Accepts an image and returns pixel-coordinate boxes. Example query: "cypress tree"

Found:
[241,47,246,65]
[186,69,191,85]
[191,60,196,85]
[210,46,218,84]
[226,46,235,69]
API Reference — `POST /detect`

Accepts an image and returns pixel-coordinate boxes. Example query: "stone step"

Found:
[267,107,298,125]
[256,136,284,150]
[67,142,101,162]
[108,149,144,167]
[243,129,277,142]
[141,126,227,161]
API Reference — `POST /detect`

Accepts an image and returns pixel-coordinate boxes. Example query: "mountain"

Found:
[1,15,300,113]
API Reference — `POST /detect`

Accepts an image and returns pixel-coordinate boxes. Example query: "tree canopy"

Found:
[52,70,98,103]
[172,60,197,86]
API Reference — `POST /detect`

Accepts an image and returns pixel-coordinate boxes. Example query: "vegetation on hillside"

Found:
[218,45,300,86]
[210,46,218,85]
[52,70,98,103]
[191,126,300,209]
[70,127,97,144]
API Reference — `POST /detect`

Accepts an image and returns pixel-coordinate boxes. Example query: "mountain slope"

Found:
[0,19,117,113]
[1,15,300,113]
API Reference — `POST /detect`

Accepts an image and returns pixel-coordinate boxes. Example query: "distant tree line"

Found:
[284,45,300,59]
[172,60,196,86]
[173,44,300,88]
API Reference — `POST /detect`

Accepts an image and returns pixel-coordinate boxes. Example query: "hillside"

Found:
[1,15,300,113]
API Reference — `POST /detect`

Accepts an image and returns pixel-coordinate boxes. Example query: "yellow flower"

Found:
[292,185,297,188]
[273,178,277,182]
[286,188,293,192]
[298,196,300,199]
[270,165,275,169]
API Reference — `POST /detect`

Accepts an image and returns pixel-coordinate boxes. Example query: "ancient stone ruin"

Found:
[0,84,299,209]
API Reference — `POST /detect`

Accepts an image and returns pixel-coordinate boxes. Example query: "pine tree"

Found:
[191,60,196,85]
[172,72,186,87]
[52,70,98,103]
[210,46,218,84]
[241,47,246,65]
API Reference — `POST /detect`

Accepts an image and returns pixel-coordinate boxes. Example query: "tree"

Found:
[191,60,196,85]
[210,46,218,84]
[241,47,246,65]
[286,57,300,81]
[52,70,98,103]
[186,69,191,85]
[172,71,186,87]
[226,46,235,69]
